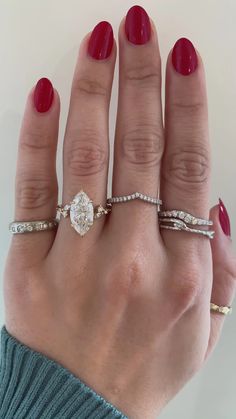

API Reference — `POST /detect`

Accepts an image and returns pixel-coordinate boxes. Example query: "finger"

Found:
[206,201,236,358]
[161,39,211,254]
[60,22,116,239]
[12,78,60,260]
[111,6,164,234]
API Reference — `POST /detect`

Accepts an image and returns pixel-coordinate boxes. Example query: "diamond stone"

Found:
[184,215,192,223]
[17,225,24,233]
[70,191,94,236]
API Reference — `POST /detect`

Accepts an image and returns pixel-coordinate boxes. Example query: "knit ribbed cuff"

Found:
[0,326,127,418]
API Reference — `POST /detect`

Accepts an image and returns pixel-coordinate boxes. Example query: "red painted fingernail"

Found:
[172,38,198,76]
[219,198,231,237]
[88,21,113,60]
[33,77,54,113]
[125,5,151,45]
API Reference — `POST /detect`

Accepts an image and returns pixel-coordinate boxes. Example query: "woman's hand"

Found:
[4,6,236,418]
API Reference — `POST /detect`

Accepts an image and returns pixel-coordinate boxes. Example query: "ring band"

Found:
[159,218,215,239]
[158,209,215,240]
[210,303,232,315]
[9,219,58,234]
[57,190,111,236]
[107,192,162,206]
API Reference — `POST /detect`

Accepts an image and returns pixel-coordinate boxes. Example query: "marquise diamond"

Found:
[70,191,94,236]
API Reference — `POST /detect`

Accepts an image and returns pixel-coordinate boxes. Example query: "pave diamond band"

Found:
[57,190,111,236]
[158,210,213,226]
[210,303,232,315]
[9,219,58,234]
[107,192,162,207]
[158,209,215,240]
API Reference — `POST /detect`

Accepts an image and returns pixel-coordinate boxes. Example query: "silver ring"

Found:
[158,209,215,240]
[107,192,162,207]
[57,190,111,236]
[158,210,213,226]
[9,219,58,234]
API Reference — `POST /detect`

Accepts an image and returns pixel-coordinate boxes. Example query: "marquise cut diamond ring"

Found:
[56,190,111,236]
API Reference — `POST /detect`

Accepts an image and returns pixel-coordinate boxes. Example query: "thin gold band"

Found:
[210,303,232,315]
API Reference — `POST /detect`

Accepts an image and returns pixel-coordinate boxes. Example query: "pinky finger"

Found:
[206,199,236,358]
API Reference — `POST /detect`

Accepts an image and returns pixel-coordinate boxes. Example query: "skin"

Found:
[3,15,236,419]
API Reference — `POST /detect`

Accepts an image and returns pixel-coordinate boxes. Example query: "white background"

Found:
[0,1,236,418]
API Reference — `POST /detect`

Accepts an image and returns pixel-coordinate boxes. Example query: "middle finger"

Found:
[111,6,164,233]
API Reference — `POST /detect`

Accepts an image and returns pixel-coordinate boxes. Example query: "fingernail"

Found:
[172,38,198,76]
[33,77,54,113]
[88,21,113,60]
[219,198,231,237]
[125,5,151,45]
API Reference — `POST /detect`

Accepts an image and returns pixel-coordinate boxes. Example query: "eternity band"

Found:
[9,219,58,234]
[107,192,162,206]
[158,210,213,226]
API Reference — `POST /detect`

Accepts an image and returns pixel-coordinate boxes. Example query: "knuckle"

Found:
[170,101,205,117]
[66,131,108,177]
[16,176,56,210]
[20,130,55,152]
[121,125,164,169]
[165,144,210,189]
[124,63,161,87]
[170,266,202,313]
[72,76,108,97]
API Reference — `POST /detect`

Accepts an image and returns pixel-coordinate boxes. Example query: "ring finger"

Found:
[160,38,211,256]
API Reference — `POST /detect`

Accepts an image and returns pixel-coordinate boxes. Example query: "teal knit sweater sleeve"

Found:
[0,326,127,418]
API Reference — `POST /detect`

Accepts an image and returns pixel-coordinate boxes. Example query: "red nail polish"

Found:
[172,38,198,76]
[33,78,54,113]
[88,21,113,60]
[125,5,151,45]
[219,198,231,237]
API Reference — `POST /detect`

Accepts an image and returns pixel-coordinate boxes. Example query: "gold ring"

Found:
[210,303,232,315]
[56,190,111,236]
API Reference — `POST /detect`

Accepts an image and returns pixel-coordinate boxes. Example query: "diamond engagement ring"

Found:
[57,190,111,236]
[107,192,162,208]
[158,209,215,239]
